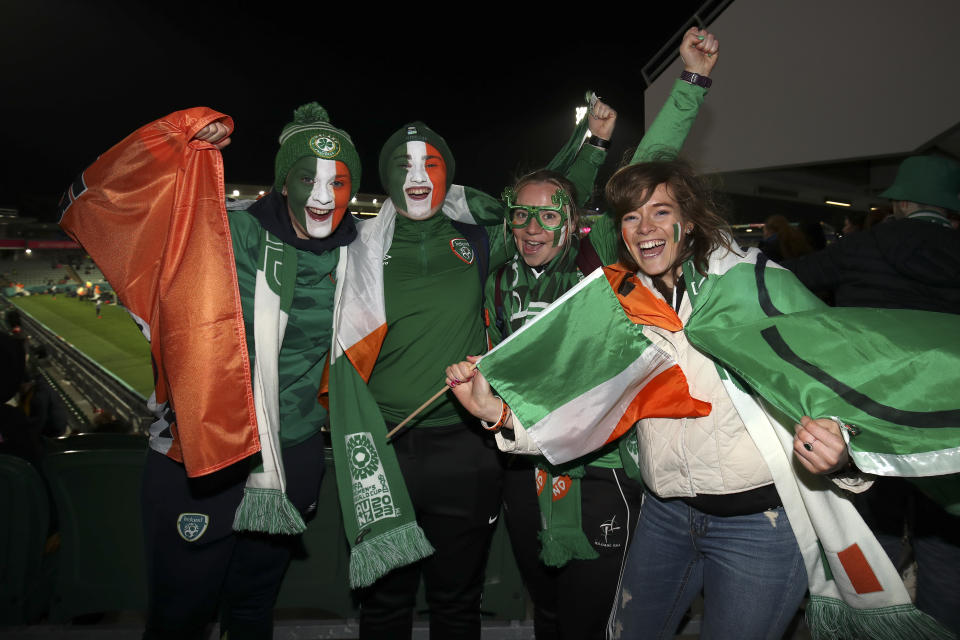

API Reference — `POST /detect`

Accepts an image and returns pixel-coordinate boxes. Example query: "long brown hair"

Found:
[605,159,732,277]
[763,214,812,259]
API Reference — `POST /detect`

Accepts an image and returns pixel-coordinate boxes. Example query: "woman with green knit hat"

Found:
[60,101,368,639]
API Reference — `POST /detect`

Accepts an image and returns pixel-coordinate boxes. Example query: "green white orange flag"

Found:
[477,265,711,465]
[681,253,960,514]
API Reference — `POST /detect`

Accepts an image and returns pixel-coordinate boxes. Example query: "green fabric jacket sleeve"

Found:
[464,186,513,272]
[630,79,707,165]
[564,143,607,207]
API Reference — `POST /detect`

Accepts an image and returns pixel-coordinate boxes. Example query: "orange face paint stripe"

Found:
[425,143,447,209]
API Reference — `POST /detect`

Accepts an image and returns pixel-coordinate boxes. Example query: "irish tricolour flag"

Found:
[477,267,711,465]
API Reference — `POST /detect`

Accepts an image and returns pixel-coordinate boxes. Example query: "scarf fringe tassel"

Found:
[349,522,435,589]
[233,487,307,535]
[806,595,953,640]
[538,528,599,568]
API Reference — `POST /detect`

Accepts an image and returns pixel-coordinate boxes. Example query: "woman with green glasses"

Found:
[462,27,720,640]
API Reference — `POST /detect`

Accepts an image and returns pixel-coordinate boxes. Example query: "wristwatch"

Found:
[680,70,712,89]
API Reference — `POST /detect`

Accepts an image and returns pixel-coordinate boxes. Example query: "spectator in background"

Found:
[0,332,44,466]
[841,211,865,235]
[758,214,812,262]
[787,155,960,313]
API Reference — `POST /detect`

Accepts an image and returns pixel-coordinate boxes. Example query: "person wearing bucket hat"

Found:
[880,155,960,225]
[787,154,960,312]
[786,154,960,635]
[60,102,361,639]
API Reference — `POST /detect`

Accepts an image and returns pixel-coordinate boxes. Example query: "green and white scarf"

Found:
[324,188,480,587]
[232,229,306,534]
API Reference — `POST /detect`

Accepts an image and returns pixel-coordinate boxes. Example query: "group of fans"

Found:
[54,23,960,640]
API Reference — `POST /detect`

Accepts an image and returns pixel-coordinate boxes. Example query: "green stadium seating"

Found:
[0,454,55,625]
[43,447,148,622]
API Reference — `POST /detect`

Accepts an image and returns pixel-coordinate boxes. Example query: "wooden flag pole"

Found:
[386,363,477,442]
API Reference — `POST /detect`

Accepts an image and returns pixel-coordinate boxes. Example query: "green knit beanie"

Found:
[378,122,455,192]
[274,103,361,197]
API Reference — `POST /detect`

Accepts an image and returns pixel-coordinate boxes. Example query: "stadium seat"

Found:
[0,454,55,625]
[43,447,148,622]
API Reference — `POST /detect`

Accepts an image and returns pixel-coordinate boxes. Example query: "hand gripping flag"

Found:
[477,265,711,465]
[677,247,956,638]
[682,253,960,514]
[58,108,259,477]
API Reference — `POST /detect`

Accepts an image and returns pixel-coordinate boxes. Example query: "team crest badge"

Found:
[177,513,209,542]
[450,238,474,264]
[309,134,341,159]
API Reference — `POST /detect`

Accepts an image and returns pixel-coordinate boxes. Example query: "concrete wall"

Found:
[646,0,960,172]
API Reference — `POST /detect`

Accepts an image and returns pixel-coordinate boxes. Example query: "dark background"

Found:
[1,1,707,220]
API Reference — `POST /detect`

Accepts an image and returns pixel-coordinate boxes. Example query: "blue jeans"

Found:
[612,491,807,640]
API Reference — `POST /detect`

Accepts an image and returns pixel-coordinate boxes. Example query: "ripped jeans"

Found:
[611,491,807,640]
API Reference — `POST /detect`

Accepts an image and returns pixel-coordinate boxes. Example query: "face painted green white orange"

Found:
[282,156,351,239]
[504,182,573,267]
[388,141,447,220]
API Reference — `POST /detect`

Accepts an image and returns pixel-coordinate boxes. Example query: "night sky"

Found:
[2,1,707,220]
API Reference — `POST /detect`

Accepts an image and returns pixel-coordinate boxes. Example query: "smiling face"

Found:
[283,156,351,239]
[620,183,691,288]
[388,141,447,220]
[510,182,571,267]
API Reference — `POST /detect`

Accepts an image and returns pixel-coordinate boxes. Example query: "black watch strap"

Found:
[680,70,713,89]
[587,135,611,149]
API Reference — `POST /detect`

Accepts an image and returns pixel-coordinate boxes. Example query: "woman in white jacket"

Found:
[447,159,855,639]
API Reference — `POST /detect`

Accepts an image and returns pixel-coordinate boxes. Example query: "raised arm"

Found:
[562,97,617,206]
[631,27,719,164]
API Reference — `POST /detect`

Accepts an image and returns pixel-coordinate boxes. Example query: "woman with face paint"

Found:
[444,27,721,640]
[60,103,365,639]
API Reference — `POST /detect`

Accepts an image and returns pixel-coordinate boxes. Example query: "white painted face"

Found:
[390,141,447,220]
[283,157,351,239]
